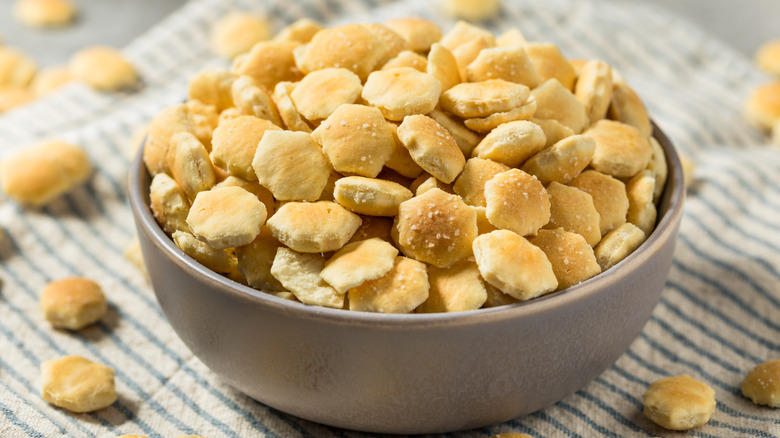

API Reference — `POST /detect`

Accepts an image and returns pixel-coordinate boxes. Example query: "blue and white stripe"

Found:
[1,0,779,436]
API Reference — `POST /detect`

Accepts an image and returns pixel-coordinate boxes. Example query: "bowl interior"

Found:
[129,121,685,327]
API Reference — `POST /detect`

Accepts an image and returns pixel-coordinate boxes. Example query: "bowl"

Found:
[128,123,684,434]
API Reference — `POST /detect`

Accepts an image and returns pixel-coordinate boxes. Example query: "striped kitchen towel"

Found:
[1,0,778,436]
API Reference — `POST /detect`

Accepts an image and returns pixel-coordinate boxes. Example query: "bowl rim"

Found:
[129,121,685,330]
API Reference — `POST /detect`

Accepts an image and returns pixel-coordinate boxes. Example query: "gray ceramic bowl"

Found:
[129,124,684,434]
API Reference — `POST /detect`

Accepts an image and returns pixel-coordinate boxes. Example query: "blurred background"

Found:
[0,0,778,68]
[0,0,187,66]
[649,0,778,57]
